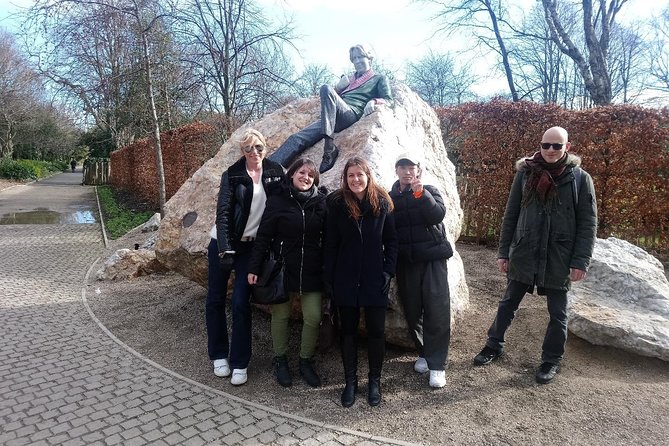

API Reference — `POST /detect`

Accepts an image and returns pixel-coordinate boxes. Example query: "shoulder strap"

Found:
[572,167,583,207]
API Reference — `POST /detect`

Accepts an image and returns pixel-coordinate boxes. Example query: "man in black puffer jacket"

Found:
[389,153,453,389]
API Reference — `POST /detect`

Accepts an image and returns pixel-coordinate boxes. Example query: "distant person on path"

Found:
[270,44,392,174]
[247,158,327,389]
[324,157,398,407]
[207,129,285,386]
[473,126,598,384]
[70,159,76,172]
[389,153,453,389]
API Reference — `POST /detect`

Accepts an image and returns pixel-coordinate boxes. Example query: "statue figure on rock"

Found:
[270,44,393,174]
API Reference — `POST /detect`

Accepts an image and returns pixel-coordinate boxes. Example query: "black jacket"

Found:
[215,157,285,253]
[248,184,327,293]
[389,182,453,263]
[324,193,398,307]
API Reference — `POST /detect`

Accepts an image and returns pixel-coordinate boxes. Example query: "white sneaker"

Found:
[414,357,429,374]
[429,370,446,388]
[230,368,248,386]
[213,359,231,377]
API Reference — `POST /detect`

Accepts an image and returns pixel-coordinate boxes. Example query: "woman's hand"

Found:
[248,273,258,285]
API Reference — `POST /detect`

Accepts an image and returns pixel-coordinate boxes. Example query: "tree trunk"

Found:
[140,28,167,216]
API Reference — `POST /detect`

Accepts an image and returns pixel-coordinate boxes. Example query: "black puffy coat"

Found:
[248,184,327,293]
[389,182,453,263]
[215,157,285,253]
[324,193,398,307]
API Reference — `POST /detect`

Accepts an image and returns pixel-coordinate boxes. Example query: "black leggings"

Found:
[338,306,386,340]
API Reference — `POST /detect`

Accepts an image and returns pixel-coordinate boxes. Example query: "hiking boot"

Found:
[273,356,292,387]
[535,362,560,384]
[299,358,321,388]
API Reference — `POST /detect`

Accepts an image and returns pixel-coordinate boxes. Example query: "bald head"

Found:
[542,126,568,143]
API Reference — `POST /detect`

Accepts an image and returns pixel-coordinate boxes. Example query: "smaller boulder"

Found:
[568,237,669,361]
[139,212,161,233]
[97,248,167,281]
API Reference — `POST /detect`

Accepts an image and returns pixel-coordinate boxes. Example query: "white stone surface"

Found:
[569,237,669,361]
[155,82,468,347]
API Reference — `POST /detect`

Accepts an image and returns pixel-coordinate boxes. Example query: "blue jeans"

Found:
[206,238,230,361]
[206,239,254,369]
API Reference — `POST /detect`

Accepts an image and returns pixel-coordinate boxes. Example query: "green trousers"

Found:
[271,291,322,358]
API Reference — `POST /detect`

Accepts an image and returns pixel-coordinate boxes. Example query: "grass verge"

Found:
[97,185,154,239]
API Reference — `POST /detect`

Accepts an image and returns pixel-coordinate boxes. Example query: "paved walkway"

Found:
[0,172,409,446]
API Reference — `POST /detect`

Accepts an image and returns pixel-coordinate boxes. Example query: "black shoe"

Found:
[273,356,292,387]
[319,145,339,173]
[473,346,503,366]
[341,377,358,408]
[535,362,560,384]
[299,358,321,388]
[367,376,381,407]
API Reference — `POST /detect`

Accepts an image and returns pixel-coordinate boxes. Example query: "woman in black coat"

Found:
[248,158,327,389]
[209,129,285,387]
[324,156,398,407]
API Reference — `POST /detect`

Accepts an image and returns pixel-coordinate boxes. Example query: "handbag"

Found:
[250,251,288,305]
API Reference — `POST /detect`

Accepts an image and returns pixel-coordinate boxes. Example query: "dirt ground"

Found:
[0,178,24,192]
[87,231,669,446]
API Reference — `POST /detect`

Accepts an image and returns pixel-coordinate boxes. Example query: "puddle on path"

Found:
[0,209,97,225]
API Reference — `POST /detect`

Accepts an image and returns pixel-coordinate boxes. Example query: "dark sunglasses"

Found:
[243,144,265,154]
[541,142,564,150]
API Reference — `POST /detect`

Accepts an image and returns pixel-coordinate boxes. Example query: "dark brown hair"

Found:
[339,157,393,220]
[286,158,319,187]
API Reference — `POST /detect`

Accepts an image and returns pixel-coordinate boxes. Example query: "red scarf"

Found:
[522,151,568,206]
[341,69,376,94]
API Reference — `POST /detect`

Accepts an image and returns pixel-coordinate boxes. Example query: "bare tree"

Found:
[648,7,669,93]
[416,0,519,101]
[173,0,296,122]
[0,31,42,158]
[541,0,630,106]
[406,50,478,106]
[294,64,334,98]
[608,23,647,103]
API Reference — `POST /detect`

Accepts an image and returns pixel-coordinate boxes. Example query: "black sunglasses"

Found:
[541,143,564,150]
[243,144,265,154]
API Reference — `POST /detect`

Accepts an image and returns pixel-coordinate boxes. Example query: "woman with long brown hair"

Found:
[324,157,398,407]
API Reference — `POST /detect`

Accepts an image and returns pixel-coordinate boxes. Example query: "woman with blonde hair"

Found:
[207,129,285,386]
[324,157,398,407]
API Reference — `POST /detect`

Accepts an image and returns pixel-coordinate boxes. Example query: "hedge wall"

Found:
[109,122,221,208]
[437,100,669,258]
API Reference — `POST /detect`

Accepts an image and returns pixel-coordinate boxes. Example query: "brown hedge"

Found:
[437,100,669,258]
[109,122,221,208]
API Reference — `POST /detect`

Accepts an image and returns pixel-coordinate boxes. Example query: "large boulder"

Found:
[155,83,468,347]
[97,248,167,281]
[568,237,669,361]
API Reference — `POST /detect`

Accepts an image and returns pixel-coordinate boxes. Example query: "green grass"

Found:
[97,185,154,239]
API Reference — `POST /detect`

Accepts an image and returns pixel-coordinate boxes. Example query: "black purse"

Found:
[250,251,288,305]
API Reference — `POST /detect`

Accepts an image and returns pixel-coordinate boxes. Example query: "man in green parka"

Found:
[473,126,598,384]
[270,44,392,174]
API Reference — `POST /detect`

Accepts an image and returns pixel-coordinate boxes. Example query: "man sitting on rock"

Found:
[473,126,598,384]
[270,44,392,174]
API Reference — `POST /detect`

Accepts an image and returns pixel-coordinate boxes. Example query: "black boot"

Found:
[341,335,358,407]
[368,375,381,406]
[273,355,292,387]
[367,336,385,406]
[299,357,321,388]
[341,376,358,408]
[319,137,339,174]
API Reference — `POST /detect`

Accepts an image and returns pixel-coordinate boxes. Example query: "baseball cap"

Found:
[395,152,421,167]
